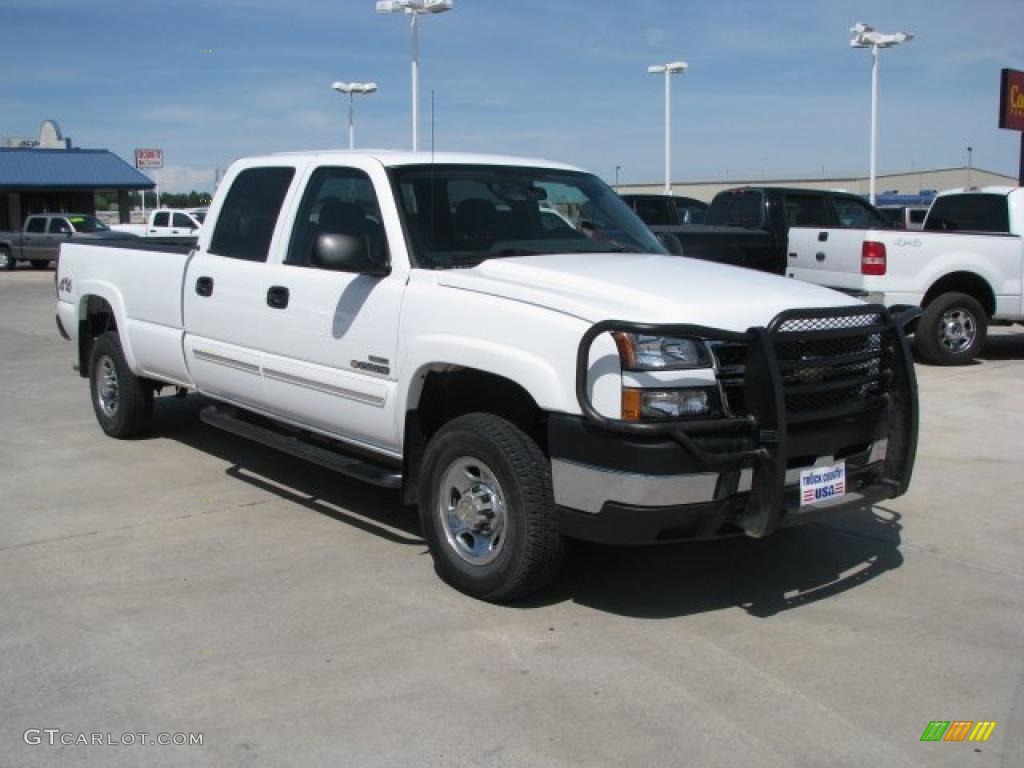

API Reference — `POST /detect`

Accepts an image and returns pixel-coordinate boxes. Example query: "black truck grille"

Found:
[712,310,891,425]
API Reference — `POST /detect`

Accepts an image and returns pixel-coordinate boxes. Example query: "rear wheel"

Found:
[916,292,987,365]
[89,332,153,438]
[418,413,564,602]
[0,247,13,271]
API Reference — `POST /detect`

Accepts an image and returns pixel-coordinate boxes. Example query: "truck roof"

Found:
[267,149,585,172]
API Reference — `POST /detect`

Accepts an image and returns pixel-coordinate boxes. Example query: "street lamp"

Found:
[967,145,974,188]
[332,81,378,150]
[615,165,621,190]
[850,22,913,205]
[647,61,687,195]
[376,0,453,151]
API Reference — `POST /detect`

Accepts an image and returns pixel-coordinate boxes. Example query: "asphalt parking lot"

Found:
[1,268,1022,768]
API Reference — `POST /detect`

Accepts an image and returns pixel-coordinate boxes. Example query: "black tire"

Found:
[89,332,153,438]
[916,292,988,365]
[418,413,564,602]
[30,259,50,269]
[0,247,14,271]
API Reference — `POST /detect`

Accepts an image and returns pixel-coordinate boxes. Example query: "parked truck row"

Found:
[55,150,920,601]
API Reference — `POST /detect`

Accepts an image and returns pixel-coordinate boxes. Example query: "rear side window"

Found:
[707,190,763,228]
[925,194,1010,233]
[909,209,927,225]
[832,196,889,229]
[632,198,674,226]
[782,194,830,227]
[26,217,46,233]
[153,212,170,227]
[209,167,296,261]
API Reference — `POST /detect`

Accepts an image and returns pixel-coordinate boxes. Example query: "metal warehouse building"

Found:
[1,121,153,232]
[618,166,1019,201]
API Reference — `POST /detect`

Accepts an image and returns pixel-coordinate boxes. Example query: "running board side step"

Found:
[200,406,403,489]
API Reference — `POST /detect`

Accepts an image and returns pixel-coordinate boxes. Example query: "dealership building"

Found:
[0,120,153,231]
[618,166,1019,202]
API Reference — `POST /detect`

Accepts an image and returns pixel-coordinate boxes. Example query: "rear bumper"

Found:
[552,305,919,545]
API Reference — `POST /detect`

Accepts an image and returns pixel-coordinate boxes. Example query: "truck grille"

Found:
[712,310,891,425]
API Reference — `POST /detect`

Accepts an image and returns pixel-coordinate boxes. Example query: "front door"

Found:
[255,163,405,456]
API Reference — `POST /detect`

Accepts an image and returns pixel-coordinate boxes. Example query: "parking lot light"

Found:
[332,81,378,150]
[375,0,453,151]
[648,61,688,195]
[850,22,914,205]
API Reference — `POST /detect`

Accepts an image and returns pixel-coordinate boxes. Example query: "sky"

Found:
[1,0,1022,192]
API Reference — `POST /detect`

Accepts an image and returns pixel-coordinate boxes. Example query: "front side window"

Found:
[632,198,674,226]
[833,196,889,229]
[64,215,107,233]
[287,166,387,267]
[173,213,195,228]
[674,198,707,225]
[48,218,71,234]
[388,164,664,269]
[209,167,295,262]
[925,194,1010,233]
[26,217,45,233]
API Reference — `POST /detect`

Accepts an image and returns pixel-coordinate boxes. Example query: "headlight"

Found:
[621,387,718,421]
[613,333,711,371]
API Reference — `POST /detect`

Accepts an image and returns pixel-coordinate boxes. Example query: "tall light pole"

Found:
[332,81,378,149]
[615,165,621,191]
[647,61,687,195]
[850,22,913,205]
[967,145,974,188]
[376,0,453,151]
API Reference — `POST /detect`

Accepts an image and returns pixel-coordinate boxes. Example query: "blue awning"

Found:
[0,148,155,190]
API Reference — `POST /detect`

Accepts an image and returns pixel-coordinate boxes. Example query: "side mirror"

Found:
[656,231,685,256]
[311,233,390,276]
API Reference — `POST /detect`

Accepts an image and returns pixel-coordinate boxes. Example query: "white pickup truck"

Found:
[111,209,203,243]
[55,150,919,601]
[787,187,1024,364]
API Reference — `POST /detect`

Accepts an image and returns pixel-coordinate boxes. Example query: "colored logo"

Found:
[920,721,996,742]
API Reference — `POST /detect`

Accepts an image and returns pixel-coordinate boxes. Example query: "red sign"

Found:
[134,148,163,169]
[999,69,1024,132]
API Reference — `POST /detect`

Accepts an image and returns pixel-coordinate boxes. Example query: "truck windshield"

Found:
[388,164,665,268]
[65,215,108,233]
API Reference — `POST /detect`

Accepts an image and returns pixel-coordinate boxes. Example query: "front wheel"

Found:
[916,292,988,365]
[0,247,14,271]
[418,413,564,602]
[89,332,153,438]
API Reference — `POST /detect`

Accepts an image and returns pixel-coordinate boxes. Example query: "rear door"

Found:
[256,160,406,455]
[149,211,171,238]
[21,216,47,260]
[182,164,299,410]
[787,194,886,290]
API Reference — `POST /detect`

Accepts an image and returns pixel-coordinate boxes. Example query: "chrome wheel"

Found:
[96,354,120,417]
[938,307,977,354]
[0,249,11,270]
[437,456,507,566]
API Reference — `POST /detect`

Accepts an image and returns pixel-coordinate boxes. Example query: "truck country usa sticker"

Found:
[800,463,846,506]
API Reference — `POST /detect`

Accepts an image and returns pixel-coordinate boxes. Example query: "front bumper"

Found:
[552,304,919,545]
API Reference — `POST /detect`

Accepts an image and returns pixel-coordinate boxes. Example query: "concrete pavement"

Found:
[1,268,1021,767]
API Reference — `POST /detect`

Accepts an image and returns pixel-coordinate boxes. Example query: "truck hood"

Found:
[437,252,857,331]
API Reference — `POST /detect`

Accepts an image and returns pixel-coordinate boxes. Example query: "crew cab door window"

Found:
[706,190,763,228]
[48,218,71,234]
[208,167,295,262]
[26,217,46,233]
[172,213,196,229]
[152,212,170,228]
[832,196,889,229]
[286,166,387,267]
[782,194,830,227]
[925,194,1010,233]
[633,198,675,226]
